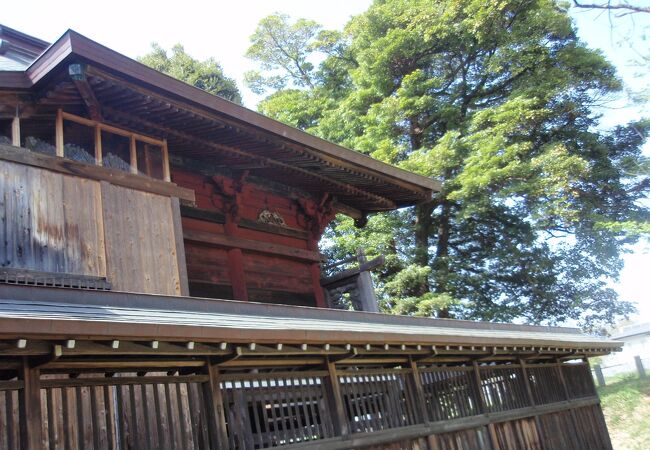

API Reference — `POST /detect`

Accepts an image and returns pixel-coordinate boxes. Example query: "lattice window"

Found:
[0,268,111,291]
[220,373,334,449]
[419,365,482,421]
[478,364,531,412]
[526,363,566,405]
[337,369,420,433]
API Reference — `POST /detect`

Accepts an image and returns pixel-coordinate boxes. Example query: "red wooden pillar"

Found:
[309,262,327,308]
[224,219,248,301]
[219,174,249,301]
[300,195,335,308]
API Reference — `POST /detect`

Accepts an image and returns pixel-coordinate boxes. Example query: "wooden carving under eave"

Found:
[297,194,337,249]
[211,172,249,229]
[258,209,287,227]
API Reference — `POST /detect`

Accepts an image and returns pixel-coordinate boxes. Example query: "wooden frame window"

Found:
[55,109,170,181]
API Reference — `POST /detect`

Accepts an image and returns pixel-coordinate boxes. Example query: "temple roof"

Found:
[0,27,440,215]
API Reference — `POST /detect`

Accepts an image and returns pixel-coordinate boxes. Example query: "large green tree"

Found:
[139,43,242,104]
[247,1,649,330]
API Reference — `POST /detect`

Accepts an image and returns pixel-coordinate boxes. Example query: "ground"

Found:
[598,375,650,450]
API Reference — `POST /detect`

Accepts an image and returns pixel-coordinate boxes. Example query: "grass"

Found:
[598,374,650,450]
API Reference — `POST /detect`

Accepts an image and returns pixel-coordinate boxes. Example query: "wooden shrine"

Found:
[0,24,619,450]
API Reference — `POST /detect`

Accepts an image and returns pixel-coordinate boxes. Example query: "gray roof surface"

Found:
[0,285,620,349]
[612,322,650,340]
[0,52,30,70]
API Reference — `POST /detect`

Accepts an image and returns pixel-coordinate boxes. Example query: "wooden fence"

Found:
[0,358,611,450]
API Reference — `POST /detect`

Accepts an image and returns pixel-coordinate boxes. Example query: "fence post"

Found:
[408,357,431,425]
[634,356,646,379]
[204,358,230,450]
[19,357,42,450]
[324,357,350,437]
[593,364,606,387]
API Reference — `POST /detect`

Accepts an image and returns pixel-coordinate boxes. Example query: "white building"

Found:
[599,322,650,376]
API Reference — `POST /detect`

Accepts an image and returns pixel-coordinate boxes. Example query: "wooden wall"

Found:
[0,157,186,296]
[101,183,182,295]
[173,168,326,306]
[0,160,106,277]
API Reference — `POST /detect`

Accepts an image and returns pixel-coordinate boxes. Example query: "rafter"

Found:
[102,106,396,209]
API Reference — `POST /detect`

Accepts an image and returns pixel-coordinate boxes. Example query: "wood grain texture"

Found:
[101,182,181,295]
[0,160,106,277]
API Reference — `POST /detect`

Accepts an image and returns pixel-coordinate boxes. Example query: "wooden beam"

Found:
[11,115,20,146]
[43,359,205,370]
[162,139,171,182]
[129,134,137,174]
[102,106,396,209]
[40,374,207,389]
[219,358,324,368]
[68,63,103,121]
[55,108,64,156]
[94,125,102,165]
[320,255,385,286]
[184,229,322,262]
[61,110,164,146]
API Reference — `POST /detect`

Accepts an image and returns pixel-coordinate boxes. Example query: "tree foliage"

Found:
[247,1,649,330]
[139,43,242,104]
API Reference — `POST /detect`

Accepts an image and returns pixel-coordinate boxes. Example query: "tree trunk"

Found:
[414,200,434,296]
[434,200,452,318]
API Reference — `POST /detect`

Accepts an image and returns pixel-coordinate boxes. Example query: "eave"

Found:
[0,285,621,370]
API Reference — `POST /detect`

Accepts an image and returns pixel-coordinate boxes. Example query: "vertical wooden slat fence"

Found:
[0,359,612,450]
[562,363,597,399]
[338,369,420,434]
[525,363,566,405]
[419,366,481,421]
[478,364,531,413]
[0,384,21,450]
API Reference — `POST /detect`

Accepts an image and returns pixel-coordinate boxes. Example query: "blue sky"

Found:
[4,0,648,325]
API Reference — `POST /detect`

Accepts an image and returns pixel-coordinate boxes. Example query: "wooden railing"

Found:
[0,359,612,450]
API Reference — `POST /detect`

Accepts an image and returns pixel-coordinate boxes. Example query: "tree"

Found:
[247,0,649,330]
[139,43,242,104]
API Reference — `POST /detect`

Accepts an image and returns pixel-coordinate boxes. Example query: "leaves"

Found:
[139,44,242,104]
[248,0,648,329]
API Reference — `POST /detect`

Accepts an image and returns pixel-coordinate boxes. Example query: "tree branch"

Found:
[572,1,650,15]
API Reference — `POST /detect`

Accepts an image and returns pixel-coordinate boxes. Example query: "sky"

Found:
[3,1,649,325]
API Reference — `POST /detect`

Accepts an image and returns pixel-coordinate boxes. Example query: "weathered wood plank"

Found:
[101,182,181,295]
[171,198,190,296]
